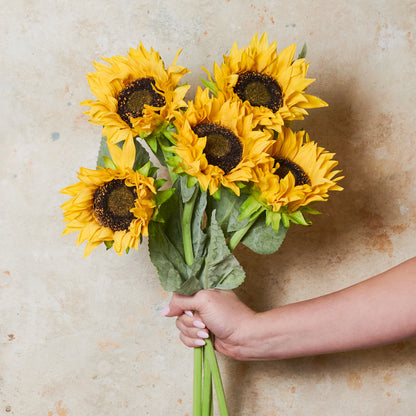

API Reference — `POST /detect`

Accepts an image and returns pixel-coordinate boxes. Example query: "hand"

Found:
[162,289,257,360]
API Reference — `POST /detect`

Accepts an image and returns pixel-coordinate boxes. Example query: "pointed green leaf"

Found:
[133,138,150,170]
[203,213,245,290]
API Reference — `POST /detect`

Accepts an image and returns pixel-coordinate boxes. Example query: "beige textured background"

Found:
[1,0,415,415]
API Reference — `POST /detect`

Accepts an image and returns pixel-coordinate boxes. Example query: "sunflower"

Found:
[207,32,327,133]
[173,87,273,195]
[254,127,343,213]
[61,139,157,257]
[81,42,190,144]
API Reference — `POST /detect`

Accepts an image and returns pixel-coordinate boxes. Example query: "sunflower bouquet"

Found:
[61,33,343,415]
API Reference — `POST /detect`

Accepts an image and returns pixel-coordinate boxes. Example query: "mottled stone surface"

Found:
[1,0,415,415]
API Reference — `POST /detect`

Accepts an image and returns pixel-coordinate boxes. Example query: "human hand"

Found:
[162,289,257,360]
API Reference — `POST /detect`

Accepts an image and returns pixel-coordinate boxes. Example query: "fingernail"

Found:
[195,339,206,347]
[193,320,205,329]
[197,330,209,339]
[184,310,193,317]
[161,305,170,316]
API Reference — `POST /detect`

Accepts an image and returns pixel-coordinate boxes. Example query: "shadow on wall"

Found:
[220,65,416,414]
[234,69,408,310]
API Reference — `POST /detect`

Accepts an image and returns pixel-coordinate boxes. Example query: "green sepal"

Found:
[166,155,183,169]
[281,212,290,228]
[187,175,198,189]
[271,212,281,232]
[148,166,158,179]
[137,161,151,177]
[146,135,158,153]
[104,240,114,250]
[154,178,167,189]
[301,205,322,215]
[155,189,175,206]
[265,210,282,232]
[102,156,117,170]
[162,127,176,144]
[212,188,221,201]
[288,210,311,226]
[199,77,218,96]
[239,195,263,221]
[297,43,307,60]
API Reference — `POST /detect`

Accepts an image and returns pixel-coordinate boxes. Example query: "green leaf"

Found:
[175,276,202,295]
[241,213,287,255]
[133,138,150,170]
[96,136,112,168]
[180,175,198,203]
[212,188,250,235]
[202,213,245,289]
[148,221,188,292]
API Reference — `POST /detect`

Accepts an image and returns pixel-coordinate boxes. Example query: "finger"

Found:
[179,332,207,348]
[176,316,209,340]
[162,293,199,317]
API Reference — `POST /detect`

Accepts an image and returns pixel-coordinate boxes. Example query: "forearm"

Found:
[240,257,416,360]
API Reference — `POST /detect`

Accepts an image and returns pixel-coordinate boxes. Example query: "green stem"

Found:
[202,345,213,416]
[205,336,229,416]
[182,189,198,266]
[193,346,203,416]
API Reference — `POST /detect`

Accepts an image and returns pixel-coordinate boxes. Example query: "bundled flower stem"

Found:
[61,33,343,415]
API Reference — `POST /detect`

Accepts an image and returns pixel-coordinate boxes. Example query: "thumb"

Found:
[161,292,199,317]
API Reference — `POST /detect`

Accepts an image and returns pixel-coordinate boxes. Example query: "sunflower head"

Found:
[254,127,343,213]
[60,139,159,257]
[208,32,327,133]
[81,43,190,144]
[172,87,273,195]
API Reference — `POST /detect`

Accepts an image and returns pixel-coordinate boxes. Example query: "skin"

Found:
[162,256,416,360]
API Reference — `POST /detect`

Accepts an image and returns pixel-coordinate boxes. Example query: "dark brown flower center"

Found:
[117,78,166,126]
[93,179,137,231]
[193,123,243,174]
[234,71,282,112]
[274,158,311,186]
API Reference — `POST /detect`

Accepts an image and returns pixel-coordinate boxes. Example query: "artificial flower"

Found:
[255,126,343,212]
[207,32,327,133]
[173,87,273,195]
[61,139,157,257]
[81,43,190,144]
